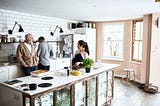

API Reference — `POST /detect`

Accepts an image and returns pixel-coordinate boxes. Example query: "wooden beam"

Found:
[155,0,160,2]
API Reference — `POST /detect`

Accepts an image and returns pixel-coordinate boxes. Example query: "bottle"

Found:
[67,67,70,76]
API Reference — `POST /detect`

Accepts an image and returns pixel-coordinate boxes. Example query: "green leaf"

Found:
[82,58,94,68]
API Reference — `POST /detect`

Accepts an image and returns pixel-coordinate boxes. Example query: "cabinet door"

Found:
[26,92,54,106]
[87,77,96,106]
[98,72,107,106]
[98,70,114,105]
[8,65,23,79]
[75,81,86,106]
[0,67,8,82]
[106,70,113,102]
[56,86,70,106]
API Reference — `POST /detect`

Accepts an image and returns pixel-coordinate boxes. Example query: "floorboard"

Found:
[106,78,160,106]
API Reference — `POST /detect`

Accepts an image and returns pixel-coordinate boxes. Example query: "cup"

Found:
[29,83,37,90]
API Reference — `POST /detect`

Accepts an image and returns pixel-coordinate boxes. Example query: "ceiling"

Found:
[0,0,160,22]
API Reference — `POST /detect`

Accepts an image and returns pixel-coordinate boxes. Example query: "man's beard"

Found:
[29,41,33,45]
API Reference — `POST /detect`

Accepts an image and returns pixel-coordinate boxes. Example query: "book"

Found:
[4,79,23,85]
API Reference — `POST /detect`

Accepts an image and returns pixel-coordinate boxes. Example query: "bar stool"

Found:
[121,68,135,84]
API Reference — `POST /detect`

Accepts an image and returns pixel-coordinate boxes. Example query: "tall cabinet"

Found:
[73,28,96,61]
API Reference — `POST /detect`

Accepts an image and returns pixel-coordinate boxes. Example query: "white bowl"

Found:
[1,62,10,66]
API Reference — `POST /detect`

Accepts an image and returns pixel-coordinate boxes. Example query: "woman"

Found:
[72,40,89,66]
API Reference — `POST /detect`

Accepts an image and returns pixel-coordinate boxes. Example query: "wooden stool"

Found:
[121,68,135,84]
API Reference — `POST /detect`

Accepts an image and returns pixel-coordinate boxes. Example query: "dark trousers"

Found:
[38,63,50,71]
[22,66,37,76]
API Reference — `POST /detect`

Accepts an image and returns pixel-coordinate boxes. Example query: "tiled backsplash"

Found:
[0,9,74,60]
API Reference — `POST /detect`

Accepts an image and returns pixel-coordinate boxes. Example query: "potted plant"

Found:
[82,58,94,73]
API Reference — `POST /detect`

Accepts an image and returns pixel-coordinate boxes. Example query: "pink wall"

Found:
[95,13,160,85]
[141,15,152,83]
[96,20,143,83]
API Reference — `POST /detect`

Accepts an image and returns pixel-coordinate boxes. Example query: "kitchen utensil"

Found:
[38,83,52,87]
[29,83,37,90]
[41,76,53,80]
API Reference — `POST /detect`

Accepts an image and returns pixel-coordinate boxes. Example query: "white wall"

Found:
[0,9,74,59]
[149,13,160,87]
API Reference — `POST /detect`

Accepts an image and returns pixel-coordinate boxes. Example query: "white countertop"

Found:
[1,63,120,96]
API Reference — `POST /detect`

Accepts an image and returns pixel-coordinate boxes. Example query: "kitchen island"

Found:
[0,63,120,106]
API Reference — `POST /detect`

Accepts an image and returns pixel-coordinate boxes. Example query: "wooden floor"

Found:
[106,78,160,106]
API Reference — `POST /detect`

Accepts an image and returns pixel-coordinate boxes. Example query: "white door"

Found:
[0,67,8,82]
[8,65,23,79]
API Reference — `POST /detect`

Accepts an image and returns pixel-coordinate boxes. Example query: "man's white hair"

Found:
[25,33,32,40]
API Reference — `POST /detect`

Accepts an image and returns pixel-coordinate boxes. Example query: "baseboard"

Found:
[114,75,143,85]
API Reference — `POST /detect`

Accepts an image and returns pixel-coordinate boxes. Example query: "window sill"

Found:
[101,57,124,62]
[129,61,142,65]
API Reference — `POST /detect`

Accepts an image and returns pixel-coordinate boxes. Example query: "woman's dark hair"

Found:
[78,40,90,55]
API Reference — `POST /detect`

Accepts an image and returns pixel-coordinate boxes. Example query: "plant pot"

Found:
[85,68,91,73]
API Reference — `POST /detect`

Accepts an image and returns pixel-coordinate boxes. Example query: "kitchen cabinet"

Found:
[0,63,119,106]
[56,86,70,106]
[8,65,23,79]
[98,70,114,105]
[98,72,107,105]
[87,77,96,106]
[0,65,23,82]
[0,67,8,82]
[106,70,114,103]
[75,81,86,106]
[26,92,54,106]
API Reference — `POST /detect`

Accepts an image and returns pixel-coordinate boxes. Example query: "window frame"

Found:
[131,18,143,63]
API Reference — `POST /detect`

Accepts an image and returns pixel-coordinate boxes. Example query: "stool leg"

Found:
[126,71,128,83]
[133,71,135,81]
[128,71,130,80]
[121,71,124,82]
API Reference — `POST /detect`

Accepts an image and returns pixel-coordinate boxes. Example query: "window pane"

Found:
[139,41,142,60]
[133,41,142,61]
[102,23,124,60]
[135,22,143,40]
[133,41,139,60]
[132,19,143,62]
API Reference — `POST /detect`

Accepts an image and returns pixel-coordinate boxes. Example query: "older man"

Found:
[16,33,38,76]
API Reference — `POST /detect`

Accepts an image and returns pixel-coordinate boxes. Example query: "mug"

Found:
[29,83,37,90]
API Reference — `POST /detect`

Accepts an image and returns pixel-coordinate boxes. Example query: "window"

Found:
[131,19,143,62]
[102,23,124,60]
